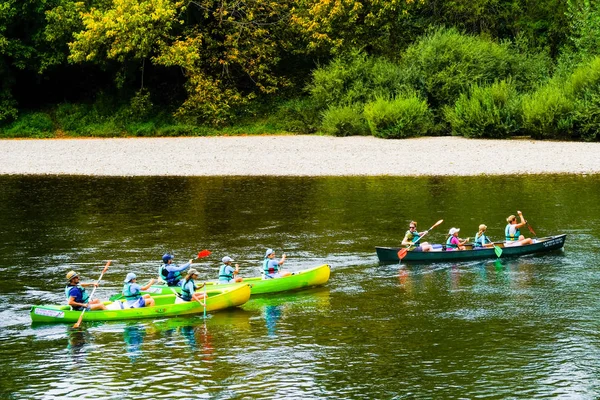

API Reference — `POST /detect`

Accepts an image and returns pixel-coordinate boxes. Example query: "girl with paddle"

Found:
[401,221,433,252]
[473,224,494,248]
[177,268,206,304]
[505,211,534,246]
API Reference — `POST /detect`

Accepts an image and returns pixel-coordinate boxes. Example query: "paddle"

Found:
[489,237,503,258]
[197,249,211,259]
[73,260,111,328]
[525,220,537,238]
[397,219,444,261]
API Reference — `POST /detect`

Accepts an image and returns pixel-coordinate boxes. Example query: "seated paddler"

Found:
[159,253,193,287]
[65,270,106,311]
[401,221,432,252]
[219,256,243,283]
[122,273,156,308]
[177,268,206,303]
[473,224,494,248]
[263,248,291,279]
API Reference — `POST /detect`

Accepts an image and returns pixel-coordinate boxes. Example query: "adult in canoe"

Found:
[401,221,432,252]
[219,256,243,283]
[263,249,290,279]
[446,228,468,250]
[505,211,534,246]
[65,271,106,311]
[178,268,206,303]
[159,253,193,287]
[122,273,156,308]
[473,224,494,248]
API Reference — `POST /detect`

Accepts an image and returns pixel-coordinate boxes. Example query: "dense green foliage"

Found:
[0,0,598,140]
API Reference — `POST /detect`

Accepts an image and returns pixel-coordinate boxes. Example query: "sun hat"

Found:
[124,272,137,283]
[222,256,234,263]
[449,227,460,235]
[265,248,274,257]
[188,268,199,276]
[66,270,78,281]
[162,253,174,263]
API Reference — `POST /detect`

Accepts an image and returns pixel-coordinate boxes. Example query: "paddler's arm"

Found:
[140,278,155,291]
[68,296,88,309]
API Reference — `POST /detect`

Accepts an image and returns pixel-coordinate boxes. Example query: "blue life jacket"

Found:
[122,283,140,301]
[164,265,183,286]
[474,233,489,247]
[446,236,458,248]
[263,258,278,274]
[180,279,196,301]
[219,264,233,281]
[65,284,89,303]
[505,224,520,241]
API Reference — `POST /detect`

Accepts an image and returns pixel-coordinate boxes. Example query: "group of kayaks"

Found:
[30,264,331,324]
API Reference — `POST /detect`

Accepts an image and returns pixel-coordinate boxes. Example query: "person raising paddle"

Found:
[159,253,193,287]
[65,271,107,311]
[505,211,534,246]
[401,221,433,252]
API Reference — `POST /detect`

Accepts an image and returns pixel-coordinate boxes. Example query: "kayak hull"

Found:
[31,283,250,324]
[376,234,567,263]
[142,264,331,297]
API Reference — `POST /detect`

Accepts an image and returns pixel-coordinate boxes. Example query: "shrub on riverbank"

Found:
[445,80,522,138]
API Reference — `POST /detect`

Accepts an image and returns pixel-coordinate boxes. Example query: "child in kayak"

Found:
[122,273,156,308]
[177,268,206,303]
[219,256,243,283]
[446,228,469,250]
[263,249,291,279]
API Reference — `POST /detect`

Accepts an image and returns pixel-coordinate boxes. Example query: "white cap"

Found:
[124,272,137,282]
[449,228,460,235]
[222,256,234,263]
[265,248,274,257]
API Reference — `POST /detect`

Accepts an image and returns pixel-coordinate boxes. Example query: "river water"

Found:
[1,175,599,399]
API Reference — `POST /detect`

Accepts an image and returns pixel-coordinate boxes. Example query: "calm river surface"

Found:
[1,175,600,399]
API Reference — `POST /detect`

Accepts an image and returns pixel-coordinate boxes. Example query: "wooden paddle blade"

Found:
[432,219,444,228]
[397,248,409,260]
[527,224,537,237]
[197,249,211,258]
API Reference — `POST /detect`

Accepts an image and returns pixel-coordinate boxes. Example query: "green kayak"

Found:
[111,264,331,301]
[31,283,251,324]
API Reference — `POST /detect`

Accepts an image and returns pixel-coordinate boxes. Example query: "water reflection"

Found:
[67,328,91,363]
[123,324,146,362]
[264,306,283,337]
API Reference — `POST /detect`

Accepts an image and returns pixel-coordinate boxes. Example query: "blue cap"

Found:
[265,248,274,257]
[124,272,137,283]
[162,253,174,263]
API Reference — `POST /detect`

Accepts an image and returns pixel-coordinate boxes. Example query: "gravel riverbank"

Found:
[1,136,599,176]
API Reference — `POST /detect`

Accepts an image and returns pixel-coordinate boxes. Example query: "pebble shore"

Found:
[1,136,599,176]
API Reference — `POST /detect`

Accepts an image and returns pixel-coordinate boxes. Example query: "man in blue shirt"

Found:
[159,253,193,286]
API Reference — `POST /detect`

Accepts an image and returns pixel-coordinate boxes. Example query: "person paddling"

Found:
[446,228,468,250]
[65,271,106,311]
[219,256,243,283]
[505,211,534,246]
[122,273,156,308]
[473,224,494,248]
[263,249,291,279]
[401,221,433,252]
[178,269,206,303]
[159,253,193,287]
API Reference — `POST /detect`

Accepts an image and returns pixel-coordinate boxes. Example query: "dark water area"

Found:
[1,175,600,399]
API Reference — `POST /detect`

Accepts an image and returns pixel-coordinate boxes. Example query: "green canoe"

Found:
[113,264,331,300]
[376,234,567,263]
[30,283,251,324]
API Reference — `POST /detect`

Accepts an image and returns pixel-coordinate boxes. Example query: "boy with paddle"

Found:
[398,220,444,260]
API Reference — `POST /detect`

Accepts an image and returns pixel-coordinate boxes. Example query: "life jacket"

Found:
[164,265,182,286]
[505,224,520,241]
[446,236,458,248]
[263,258,278,275]
[180,279,196,301]
[159,264,169,281]
[405,230,420,243]
[219,264,233,281]
[474,232,488,247]
[122,283,140,300]
[65,284,89,303]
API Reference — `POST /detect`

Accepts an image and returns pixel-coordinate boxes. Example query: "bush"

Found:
[363,95,432,139]
[308,49,408,109]
[400,28,551,111]
[276,98,320,133]
[1,112,54,138]
[444,80,522,138]
[320,104,369,136]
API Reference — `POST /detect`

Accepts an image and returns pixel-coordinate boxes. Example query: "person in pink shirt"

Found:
[445,228,469,250]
